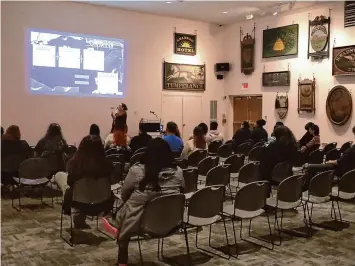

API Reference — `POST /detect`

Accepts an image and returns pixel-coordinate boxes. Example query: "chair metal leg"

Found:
[60,208,74,247]
[137,236,144,266]
[12,185,21,212]
[230,218,239,258]
[183,227,192,266]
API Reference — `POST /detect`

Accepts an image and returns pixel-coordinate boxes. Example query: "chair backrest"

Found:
[307,144,321,155]
[30,146,36,157]
[291,151,307,167]
[66,145,77,158]
[338,169,355,195]
[172,151,182,158]
[253,141,266,148]
[308,170,333,198]
[72,176,112,204]
[188,186,224,219]
[19,158,52,179]
[183,168,198,194]
[308,149,324,164]
[325,148,341,161]
[238,162,260,184]
[134,147,147,155]
[208,140,223,154]
[235,142,252,156]
[140,194,185,237]
[234,181,269,212]
[224,140,234,145]
[248,146,263,162]
[217,143,234,159]
[187,149,207,167]
[323,142,337,155]
[277,175,304,203]
[110,162,124,185]
[174,158,186,169]
[130,152,145,166]
[271,161,293,184]
[224,154,245,174]
[340,141,353,154]
[105,148,120,156]
[205,165,230,186]
[106,154,125,165]
[197,156,219,177]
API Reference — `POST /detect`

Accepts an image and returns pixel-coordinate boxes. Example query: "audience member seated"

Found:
[89,124,101,137]
[1,126,4,138]
[35,123,68,172]
[163,121,183,153]
[1,125,32,185]
[265,121,284,146]
[54,135,114,229]
[259,126,297,185]
[300,124,320,154]
[102,138,184,266]
[206,121,223,144]
[188,122,208,140]
[232,121,252,147]
[181,126,207,159]
[251,119,268,143]
[105,116,131,150]
[129,123,152,153]
[299,122,314,147]
[304,126,355,188]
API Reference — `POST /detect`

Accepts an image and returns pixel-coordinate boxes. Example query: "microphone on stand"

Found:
[150,111,158,119]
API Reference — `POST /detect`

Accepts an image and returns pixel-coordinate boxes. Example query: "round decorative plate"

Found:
[326,85,353,126]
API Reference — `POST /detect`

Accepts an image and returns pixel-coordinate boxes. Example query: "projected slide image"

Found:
[28,29,125,97]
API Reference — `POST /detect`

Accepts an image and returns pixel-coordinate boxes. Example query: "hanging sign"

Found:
[326,85,353,126]
[275,93,289,119]
[332,45,355,76]
[308,15,331,59]
[240,24,255,75]
[174,32,197,56]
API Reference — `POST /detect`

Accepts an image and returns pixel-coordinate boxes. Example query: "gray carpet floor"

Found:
[2,190,355,266]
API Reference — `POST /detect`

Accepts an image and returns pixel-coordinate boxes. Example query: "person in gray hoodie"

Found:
[206,121,224,144]
[103,138,184,266]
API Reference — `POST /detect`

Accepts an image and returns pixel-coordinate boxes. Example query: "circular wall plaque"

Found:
[326,85,353,126]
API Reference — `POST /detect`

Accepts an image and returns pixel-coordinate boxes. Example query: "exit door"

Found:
[233,95,262,133]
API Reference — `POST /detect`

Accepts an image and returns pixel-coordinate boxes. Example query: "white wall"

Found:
[223,2,355,144]
[1,1,226,145]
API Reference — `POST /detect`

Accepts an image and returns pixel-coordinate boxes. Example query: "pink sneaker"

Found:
[102,217,118,236]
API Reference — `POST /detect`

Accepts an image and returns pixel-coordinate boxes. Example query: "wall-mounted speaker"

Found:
[215,63,230,72]
[216,74,224,80]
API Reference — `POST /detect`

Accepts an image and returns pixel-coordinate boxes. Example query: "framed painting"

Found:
[163,62,205,91]
[332,45,355,76]
[298,78,316,114]
[262,71,290,87]
[326,85,352,126]
[262,24,299,58]
[174,32,196,56]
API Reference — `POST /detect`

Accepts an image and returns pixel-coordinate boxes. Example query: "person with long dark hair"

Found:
[54,135,113,228]
[102,138,184,266]
[259,126,297,185]
[1,125,32,185]
[35,123,68,172]
[181,126,207,159]
[89,124,100,137]
[251,119,268,143]
[232,121,252,146]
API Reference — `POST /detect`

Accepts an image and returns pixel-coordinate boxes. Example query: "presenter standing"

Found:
[111,103,128,133]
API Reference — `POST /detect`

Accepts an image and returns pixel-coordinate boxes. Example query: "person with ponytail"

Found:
[102,138,184,266]
[181,126,207,159]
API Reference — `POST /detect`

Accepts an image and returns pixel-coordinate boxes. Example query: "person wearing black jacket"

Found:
[233,121,252,147]
[259,126,297,185]
[299,122,314,147]
[129,123,152,153]
[251,119,268,143]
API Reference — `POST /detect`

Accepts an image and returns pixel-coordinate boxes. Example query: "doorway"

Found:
[233,95,262,133]
[161,95,202,141]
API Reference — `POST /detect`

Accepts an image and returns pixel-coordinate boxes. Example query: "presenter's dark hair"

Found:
[121,103,128,111]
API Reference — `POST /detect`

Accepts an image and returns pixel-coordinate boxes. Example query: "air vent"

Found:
[345,1,355,27]
[210,100,217,121]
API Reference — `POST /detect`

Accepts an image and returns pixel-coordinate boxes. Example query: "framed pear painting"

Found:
[262,24,299,58]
